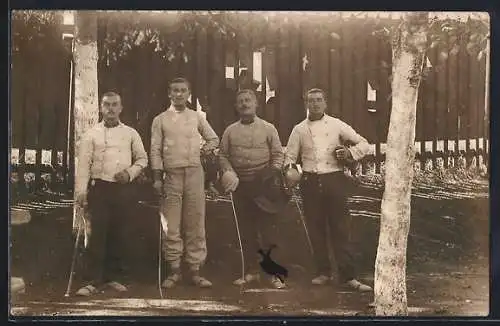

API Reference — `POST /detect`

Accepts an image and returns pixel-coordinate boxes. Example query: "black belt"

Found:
[89,178,127,187]
[303,171,343,177]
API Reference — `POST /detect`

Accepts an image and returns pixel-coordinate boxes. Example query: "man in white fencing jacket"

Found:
[150,77,219,289]
[218,89,286,289]
[74,92,148,296]
[284,88,372,292]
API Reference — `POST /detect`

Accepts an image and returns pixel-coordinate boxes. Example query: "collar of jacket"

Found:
[239,115,256,125]
[167,104,188,113]
[308,113,325,122]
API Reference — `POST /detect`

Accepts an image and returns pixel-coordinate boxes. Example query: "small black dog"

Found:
[257,244,288,283]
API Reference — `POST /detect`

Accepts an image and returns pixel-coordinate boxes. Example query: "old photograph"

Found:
[9,10,490,317]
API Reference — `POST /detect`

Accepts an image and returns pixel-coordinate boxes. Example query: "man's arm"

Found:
[339,121,372,161]
[198,115,219,152]
[74,131,93,197]
[126,129,148,181]
[267,124,284,170]
[284,126,301,166]
[218,127,234,174]
[150,116,163,171]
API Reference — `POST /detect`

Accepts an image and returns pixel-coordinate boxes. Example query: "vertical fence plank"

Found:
[473,53,482,167]
[196,24,208,113]
[329,16,342,119]
[468,46,480,167]
[424,45,437,167]
[359,23,371,175]
[288,19,303,128]
[340,16,354,126]
[446,38,458,164]
[351,19,363,136]
[315,18,330,92]
[458,33,470,166]
[355,21,370,141]
[259,25,268,120]
[430,44,439,168]
[278,20,293,143]
[49,42,63,190]
[457,35,469,166]
[208,27,226,137]
[441,34,450,168]
[189,27,198,108]
[483,43,489,163]
[16,52,29,194]
[264,24,277,125]
[34,37,45,192]
[416,60,426,167]
[477,54,486,165]
[300,19,314,96]
[435,40,448,166]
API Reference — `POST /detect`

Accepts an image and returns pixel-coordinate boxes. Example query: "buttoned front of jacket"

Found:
[75,122,148,196]
[285,114,371,174]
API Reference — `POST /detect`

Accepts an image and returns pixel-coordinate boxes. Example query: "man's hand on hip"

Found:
[114,170,131,184]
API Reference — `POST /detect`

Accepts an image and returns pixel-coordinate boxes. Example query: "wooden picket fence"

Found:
[10,12,489,197]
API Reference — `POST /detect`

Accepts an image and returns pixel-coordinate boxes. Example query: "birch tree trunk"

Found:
[72,11,99,232]
[374,12,428,316]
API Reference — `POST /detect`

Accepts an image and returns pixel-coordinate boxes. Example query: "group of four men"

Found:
[74,77,372,297]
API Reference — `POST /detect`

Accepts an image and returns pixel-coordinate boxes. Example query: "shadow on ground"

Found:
[10,174,489,317]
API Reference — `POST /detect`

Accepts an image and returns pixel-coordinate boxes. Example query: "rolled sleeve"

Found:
[198,115,219,152]
[339,121,372,161]
[126,129,148,180]
[284,126,301,166]
[75,132,93,196]
[150,115,164,171]
[218,127,234,174]
[268,125,284,170]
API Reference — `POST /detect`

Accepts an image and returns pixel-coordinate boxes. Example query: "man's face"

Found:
[169,82,191,107]
[236,92,257,116]
[306,91,327,116]
[101,95,122,122]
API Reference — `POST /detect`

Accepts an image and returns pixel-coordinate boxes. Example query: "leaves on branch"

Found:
[11,10,63,55]
[426,15,489,61]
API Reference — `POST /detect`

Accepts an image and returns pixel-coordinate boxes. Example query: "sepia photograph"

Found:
[9,10,490,318]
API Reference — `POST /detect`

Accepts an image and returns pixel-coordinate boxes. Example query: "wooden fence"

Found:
[10,14,489,195]
[10,17,73,196]
[98,14,489,172]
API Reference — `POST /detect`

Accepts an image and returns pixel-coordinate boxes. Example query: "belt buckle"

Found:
[90,179,96,187]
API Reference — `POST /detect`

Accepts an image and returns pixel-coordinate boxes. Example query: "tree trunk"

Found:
[374,12,428,316]
[72,11,99,232]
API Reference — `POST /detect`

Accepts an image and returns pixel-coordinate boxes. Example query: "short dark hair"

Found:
[236,89,258,100]
[305,88,327,101]
[101,91,121,101]
[169,77,191,91]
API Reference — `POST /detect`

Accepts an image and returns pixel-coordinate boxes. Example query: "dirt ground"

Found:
[9,173,489,318]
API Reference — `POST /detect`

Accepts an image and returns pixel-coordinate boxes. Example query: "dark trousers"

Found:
[81,179,136,286]
[232,180,275,274]
[300,171,356,282]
